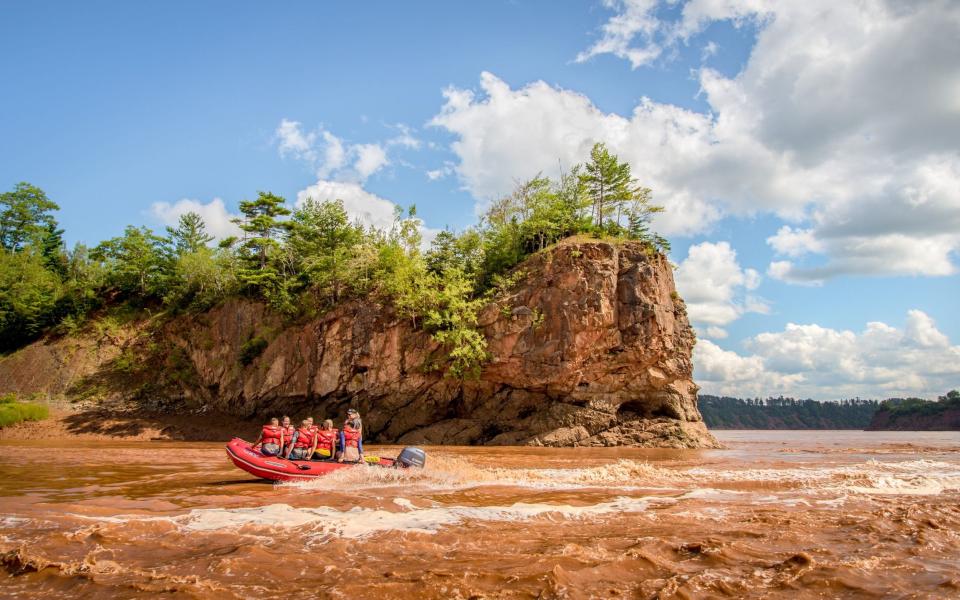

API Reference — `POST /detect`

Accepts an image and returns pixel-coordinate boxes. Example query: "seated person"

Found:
[253,418,283,456]
[313,419,338,460]
[284,419,317,461]
[280,415,294,455]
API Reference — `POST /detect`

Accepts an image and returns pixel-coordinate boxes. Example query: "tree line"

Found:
[0,143,668,377]
[699,395,883,429]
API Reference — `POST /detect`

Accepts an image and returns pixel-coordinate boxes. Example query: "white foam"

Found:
[171,496,656,540]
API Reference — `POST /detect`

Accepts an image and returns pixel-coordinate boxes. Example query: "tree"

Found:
[93,226,169,298]
[231,192,292,309]
[232,191,291,270]
[166,212,214,255]
[288,198,363,303]
[0,182,61,252]
[579,143,660,230]
[0,248,62,350]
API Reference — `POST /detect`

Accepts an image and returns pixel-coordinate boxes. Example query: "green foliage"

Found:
[164,246,239,311]
[0,182,62,254]
[232,191,293,311]
[166,212,214,255]
[0,247,63,351]
[700,395,882,429]
[2,143,673,380]
[879,390,960,416]
[287,198,364,304]
[422,267,489,378]
[239,336,268,366]
[0,392,50,427]
[93,226,169,298]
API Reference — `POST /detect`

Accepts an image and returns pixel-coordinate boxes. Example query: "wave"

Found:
[281,456,960,498]
[168,496,660,540]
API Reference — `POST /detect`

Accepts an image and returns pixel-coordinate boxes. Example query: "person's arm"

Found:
[309,434,318,460]
[284,431,299,459]
[253,431,263,448]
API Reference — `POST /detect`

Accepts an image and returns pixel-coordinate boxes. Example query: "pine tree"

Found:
[166,212,214,255]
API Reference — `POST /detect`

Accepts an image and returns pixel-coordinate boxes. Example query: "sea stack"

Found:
[0,238,718,448]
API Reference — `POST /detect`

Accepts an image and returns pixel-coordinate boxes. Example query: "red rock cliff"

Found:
[0,239,718,448]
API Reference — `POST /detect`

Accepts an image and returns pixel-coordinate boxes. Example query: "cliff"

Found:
[0,239,718,448]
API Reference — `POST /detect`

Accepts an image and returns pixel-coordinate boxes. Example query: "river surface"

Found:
[1,431,959,599]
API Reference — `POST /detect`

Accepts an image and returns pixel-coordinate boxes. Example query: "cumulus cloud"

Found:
[576,0,663,68]
[673,241,767,338]
[694,310,960,400]
[353,144,389,180]
[432,0,960,279]
[149,198,242,240]
[273,120,397,182]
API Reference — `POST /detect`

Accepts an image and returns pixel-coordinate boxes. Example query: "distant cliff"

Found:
[0,239,718,448]
[867,392,960,431]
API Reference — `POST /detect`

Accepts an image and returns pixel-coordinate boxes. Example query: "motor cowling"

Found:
[396,447,426,469]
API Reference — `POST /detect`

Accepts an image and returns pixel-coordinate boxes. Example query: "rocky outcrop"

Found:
[0,239,718,448]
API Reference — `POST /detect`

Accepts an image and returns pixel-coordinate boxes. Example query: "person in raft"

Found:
[253,417,284,456]
[280,415,294,456]
[284,418,317,461]
[313,419,338,460]
[338,408,364,463]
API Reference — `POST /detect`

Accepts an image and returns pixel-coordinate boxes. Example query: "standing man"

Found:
[338,408,364,463]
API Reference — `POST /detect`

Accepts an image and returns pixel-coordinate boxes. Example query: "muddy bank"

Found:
[0,406,259,442]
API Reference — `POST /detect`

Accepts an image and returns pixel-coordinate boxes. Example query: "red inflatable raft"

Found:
[225,438,424,482]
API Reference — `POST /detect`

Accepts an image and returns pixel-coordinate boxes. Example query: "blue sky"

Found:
[2,1,958,400]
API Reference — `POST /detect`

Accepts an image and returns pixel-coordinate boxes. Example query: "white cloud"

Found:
[386,124,422,149]
[353,144,389,179]
[274,120,402,183]
[694,310,960,399]
[576,0,663,69]
[275,118,318,163]
[149,198,242,240]
[675,241,767,327]
[432,0,960,278]
[295,180,398,232]
[704,326,729,339]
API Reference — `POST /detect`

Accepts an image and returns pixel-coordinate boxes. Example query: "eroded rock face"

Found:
[0,239,718,448]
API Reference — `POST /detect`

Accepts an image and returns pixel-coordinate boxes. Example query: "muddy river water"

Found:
[1,431,959,599]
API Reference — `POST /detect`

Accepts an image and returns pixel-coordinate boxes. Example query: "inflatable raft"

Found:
[225,438,425,482]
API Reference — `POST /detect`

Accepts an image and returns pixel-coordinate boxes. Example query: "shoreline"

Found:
[0,407,260,442]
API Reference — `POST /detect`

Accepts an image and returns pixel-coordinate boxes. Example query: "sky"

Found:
[2,0,958,401]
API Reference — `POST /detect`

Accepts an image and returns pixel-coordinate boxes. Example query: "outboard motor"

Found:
[396,447,426,469]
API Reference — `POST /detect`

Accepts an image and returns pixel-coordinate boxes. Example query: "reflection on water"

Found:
[1,431,959,598]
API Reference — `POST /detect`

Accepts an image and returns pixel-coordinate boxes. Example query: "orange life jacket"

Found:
[261,425,283,446]
[342,423,361,448]
[293,426,315,449]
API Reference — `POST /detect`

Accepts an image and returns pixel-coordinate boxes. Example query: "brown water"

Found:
[1,431,959,599]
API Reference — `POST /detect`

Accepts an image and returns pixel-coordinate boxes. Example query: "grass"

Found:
[0,392,50,428]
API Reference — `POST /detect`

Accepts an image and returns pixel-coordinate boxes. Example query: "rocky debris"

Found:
[0,238,719,448]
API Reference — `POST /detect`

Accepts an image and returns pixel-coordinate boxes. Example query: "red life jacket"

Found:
[282,425,295,445]
[316,428,338,445]
[261,425,283,446]
[294,426,315,449]
[342,423,361,448]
